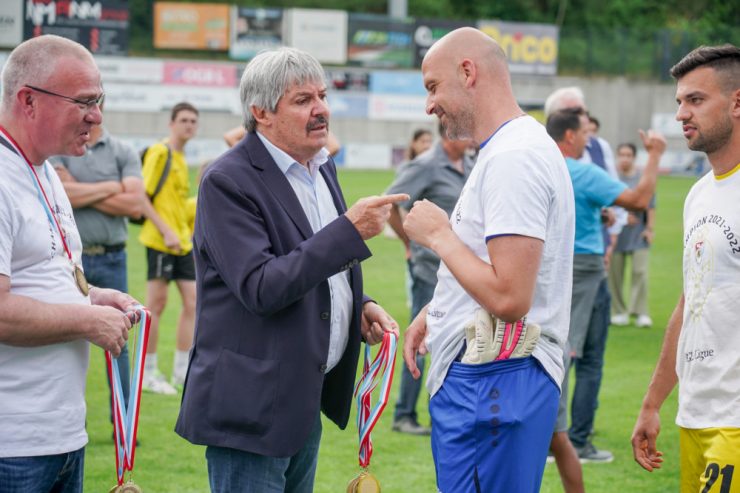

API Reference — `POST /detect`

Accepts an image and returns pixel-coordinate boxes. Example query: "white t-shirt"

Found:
[676,166,740,429]
[0,140,90,457]
[425,116,575,396]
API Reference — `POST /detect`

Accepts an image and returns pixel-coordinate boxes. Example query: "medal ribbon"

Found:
[353,331,397,468]
[105,306,151,486]
[0,126,74,262]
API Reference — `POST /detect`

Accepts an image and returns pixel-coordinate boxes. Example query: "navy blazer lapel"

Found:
[243,133,314,240]
[319,160,347,215]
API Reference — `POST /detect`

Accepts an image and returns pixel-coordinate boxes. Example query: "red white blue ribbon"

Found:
[105,305,151,486]
[353,331,397,468]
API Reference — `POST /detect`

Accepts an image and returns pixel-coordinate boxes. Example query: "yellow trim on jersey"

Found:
[714,162,740,181]
[680,427,740,493]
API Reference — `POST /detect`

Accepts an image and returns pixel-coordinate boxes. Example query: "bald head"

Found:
[421,27,521,145]
[1,35,95,110]
[424,27,508,79]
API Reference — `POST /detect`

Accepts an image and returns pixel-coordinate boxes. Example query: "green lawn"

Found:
[83,171,693,492]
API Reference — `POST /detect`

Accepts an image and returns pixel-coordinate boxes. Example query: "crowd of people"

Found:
[0,30,737,493]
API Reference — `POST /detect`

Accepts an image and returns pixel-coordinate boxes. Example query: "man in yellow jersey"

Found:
[632,44,740,492]
[139,102,198,394]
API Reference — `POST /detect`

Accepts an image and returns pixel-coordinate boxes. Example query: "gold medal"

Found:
[73,264,89,296]
[108,486,121,493]
[347,471,380,493]
[120,480,143,493]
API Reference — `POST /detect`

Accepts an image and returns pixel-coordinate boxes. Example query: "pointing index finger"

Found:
[370,193,410,206]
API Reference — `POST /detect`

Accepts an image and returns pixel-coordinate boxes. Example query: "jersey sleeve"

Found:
[481,149,553,242]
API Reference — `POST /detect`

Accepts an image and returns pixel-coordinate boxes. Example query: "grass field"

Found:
[82,170,694,492]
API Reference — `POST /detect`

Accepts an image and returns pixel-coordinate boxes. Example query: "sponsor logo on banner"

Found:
[347,13,414,68]
[24,0,129,55]
[164,61,237,87]
[283,8,347,65]
[229,7,282,60]
[477,20,558,75]
[154,2,229,51]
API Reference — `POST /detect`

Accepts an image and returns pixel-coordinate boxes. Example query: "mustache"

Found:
[306,115,328,131]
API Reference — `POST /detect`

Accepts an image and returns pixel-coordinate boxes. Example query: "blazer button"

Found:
[320,312,330,320]
[319,364,328,373]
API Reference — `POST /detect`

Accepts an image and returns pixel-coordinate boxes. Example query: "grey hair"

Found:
[544,86,586,117]
[239,47,326,132]
[1,35,93,110]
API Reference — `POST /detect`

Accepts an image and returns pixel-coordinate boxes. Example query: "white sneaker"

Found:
[635,315,653,328]
[142,369,177,395]
[461,309,540,365]
[610,313,629,326]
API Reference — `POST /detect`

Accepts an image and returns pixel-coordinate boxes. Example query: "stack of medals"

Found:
[347,331,398,493]
[107,306,151,493]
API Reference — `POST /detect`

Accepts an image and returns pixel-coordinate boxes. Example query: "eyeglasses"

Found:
[24,84,105,110]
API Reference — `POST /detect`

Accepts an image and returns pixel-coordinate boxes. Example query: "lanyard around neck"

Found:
[0,126,74,262]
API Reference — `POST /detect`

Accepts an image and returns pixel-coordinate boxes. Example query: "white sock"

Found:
[145,354,158,375]
[174,350,189,379]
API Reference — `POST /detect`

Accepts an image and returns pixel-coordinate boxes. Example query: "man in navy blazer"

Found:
[175,48,407,492]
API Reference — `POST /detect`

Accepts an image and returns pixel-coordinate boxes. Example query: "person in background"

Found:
[544,86,626,462]
[546,107,665,466]
[405,128,433,161]
[608,143,656,328]
[139,102,199,395]
[588,115,600,136]
[386,123,474,436]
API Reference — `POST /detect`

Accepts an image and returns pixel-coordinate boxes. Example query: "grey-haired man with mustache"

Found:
[176,47,407,492]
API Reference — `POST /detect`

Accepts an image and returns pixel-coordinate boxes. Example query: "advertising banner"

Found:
[369,71,425,96]
[104,82,241,114]
[24,0,129,55]
[0,1,23,48]
[327,93,369,119]
[163,61,238,87]
[347,14,414,68]
[477,20,558,75]
[95,56,164,84]
[283,8,347,65]
[154,2,229,51]
[325,68,370,91]
[368,94,436,122]
[413,18,472,67]
[229,7,282,60]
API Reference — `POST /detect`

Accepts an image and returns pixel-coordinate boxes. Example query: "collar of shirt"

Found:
[256,131,330,179]
[88,127,110,151]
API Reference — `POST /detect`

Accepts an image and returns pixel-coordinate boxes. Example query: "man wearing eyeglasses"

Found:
[0,35,139,493]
